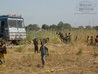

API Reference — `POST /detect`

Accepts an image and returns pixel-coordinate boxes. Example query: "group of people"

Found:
[56,32,98,47]
[0,38,49,68]
[87,35,98,46]
[56,32,71,43]
[33,38,49,53]
[0,34,98,68]
[33,38,49,67]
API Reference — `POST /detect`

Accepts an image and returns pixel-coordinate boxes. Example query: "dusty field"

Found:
[0,41,98,74]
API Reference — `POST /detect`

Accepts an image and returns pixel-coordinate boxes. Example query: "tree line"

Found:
[25,21,98,31]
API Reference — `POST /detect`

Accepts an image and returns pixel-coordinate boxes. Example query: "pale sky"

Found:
[0,0,97,27]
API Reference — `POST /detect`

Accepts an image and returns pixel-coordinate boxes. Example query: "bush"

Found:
[16,40,27,45]
[26,30,62,44]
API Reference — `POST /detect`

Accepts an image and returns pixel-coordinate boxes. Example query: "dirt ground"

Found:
[0,42,98,74]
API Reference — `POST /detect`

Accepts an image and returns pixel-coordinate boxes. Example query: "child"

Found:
[61,33,64,42]
[95,35,98,46]
[90,36,93,45]
[0,39,7,66]
[68,33,71,43]
[87,36,90,45]
[62,33,64,39]
[40,41,49,68]
[33,38,38,53]
[65,33,68,43]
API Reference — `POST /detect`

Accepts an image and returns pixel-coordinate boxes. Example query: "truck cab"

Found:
[0,14,26,40]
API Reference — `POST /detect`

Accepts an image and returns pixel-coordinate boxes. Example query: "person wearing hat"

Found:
[40,41,49,68]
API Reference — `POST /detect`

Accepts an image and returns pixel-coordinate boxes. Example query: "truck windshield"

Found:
[8,20,24,28]
[17,21,24,28]
[8,20,17,28]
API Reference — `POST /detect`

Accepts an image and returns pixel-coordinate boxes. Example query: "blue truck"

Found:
[0,14,26,41]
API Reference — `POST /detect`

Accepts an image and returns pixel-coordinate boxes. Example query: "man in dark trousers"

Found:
[40,41,49,68]
[33,38,38,54]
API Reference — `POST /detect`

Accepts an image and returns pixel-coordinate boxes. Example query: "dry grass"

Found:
[0,29,98,74]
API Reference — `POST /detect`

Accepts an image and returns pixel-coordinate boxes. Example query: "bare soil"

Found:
[0,42,98,74]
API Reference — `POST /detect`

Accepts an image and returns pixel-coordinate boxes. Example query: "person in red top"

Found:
[95,35,98,46]
[62,33,64,39]
[90,36,93,45]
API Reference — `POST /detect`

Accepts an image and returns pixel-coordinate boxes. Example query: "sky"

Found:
[0,0,97,27]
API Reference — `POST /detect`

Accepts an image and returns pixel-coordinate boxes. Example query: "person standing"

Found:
[0,39,7,66]
[95,35,98,46]
[65,33,68,43]
[40,41,49,68]
[87,36,90,45]
[90,36,93,45]
[68,33,71,43]
[33,38,38,53]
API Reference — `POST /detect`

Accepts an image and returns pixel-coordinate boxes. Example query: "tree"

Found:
[93,26,98,30]
[50,24,57,30]
[57,21,64,30]
[42,24,49,30]
[63,23,71,29]
[85,25,91,29]
[57,21,71,30]
[26,24,40,31]
[78,26,84,29]
[57,21,63,27]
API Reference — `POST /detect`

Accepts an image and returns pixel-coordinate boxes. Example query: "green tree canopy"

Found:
[93,26,98,30]
[50,24,57,29]
[78,26,84,29]
[85,25,92,29]
[57,21,63,27]
[57,21,71,30]
[63,23,71,29]
[42,24,50,30]
[26,24,40,31]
